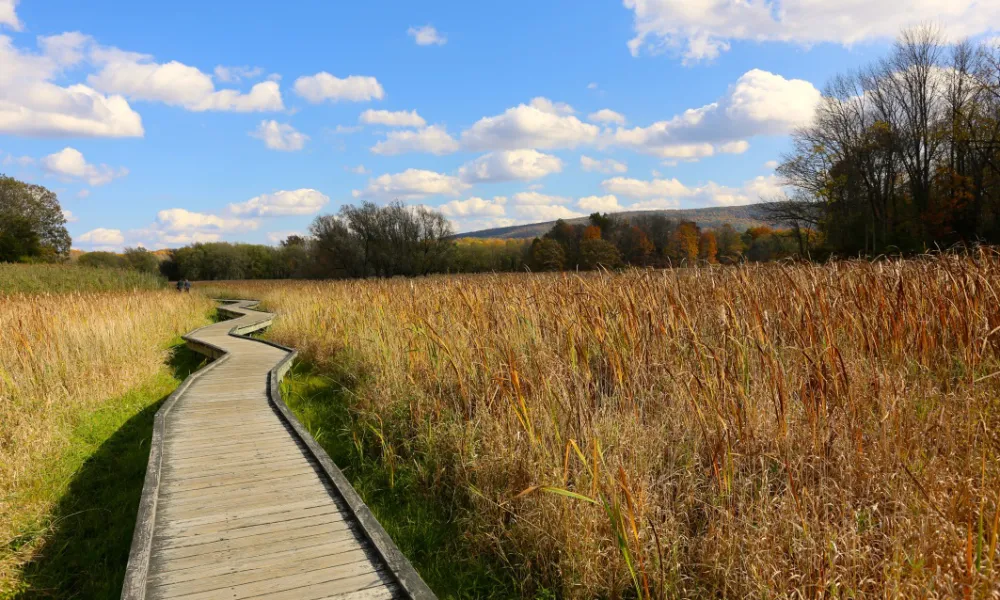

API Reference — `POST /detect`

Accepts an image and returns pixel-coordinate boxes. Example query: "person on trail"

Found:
[176,279,184,292]
[183,279,191,293]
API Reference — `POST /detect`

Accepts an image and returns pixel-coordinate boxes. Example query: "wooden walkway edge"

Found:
[122,300,435,600]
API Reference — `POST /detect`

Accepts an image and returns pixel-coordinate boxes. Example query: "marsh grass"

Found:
[209,253,1000,598]
[281,363,519,598]
[0,264,166,295]
[3,344,207,599]
[0,279,211,595]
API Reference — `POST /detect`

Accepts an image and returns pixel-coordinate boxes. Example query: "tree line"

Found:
[158,205,800,280]
[770,26,1000,255]
[527,213,799,271]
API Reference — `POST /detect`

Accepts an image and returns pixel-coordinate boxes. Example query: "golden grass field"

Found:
[0,277,211,595]
[205,254,1000,599]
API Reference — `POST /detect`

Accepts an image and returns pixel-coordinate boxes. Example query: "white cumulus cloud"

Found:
[0,0,21,31]
[251,120,309,151]
[370,125,459,155]
[580,155,627,174]
[603,173,785,207]
[408,25,447,46]
[529,97,575,116]
[228,189,329,217]
[512,191,573,206]
[0,36,144,137]
[515,204,585,221]
[156,208,258,233]
[353,168,469,201]
[606,69,820,160]
[625,0,1000,63]
[601,176,691,199]
[79,227,124,245]
[588,109,626,125]
[41,147,127,186]
[577,194,622,212]
[439,196,508,218]
[88,47,283,112]
[459,149,563,183]
[461,100,599,151]
[360,109,426,128]
[294,72,384,103]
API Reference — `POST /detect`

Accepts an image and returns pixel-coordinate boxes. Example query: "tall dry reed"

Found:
[211,253,1000,598]
[0,288,211,588]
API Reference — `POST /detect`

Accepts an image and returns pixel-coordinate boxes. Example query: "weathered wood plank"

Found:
[124,300,416,600]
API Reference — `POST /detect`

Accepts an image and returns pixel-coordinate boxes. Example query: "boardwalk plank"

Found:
[125,300,402,600]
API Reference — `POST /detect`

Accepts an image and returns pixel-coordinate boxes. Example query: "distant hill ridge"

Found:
[458,204,773,239]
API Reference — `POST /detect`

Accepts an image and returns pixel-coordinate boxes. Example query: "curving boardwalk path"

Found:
[123,300,433,600]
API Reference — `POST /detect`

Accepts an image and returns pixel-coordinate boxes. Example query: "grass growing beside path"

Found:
[280,363,521,599]
[0,284,212,596]
[2,344,207,599]
[0,264,167,295]
[210,256,1000,598]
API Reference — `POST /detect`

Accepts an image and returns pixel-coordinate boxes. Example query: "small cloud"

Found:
[345,164,369,175]
[250,120,309,151]
[588,109,625,125]
[577,194,621,212]
[360,109,426,128]
[228,189,329,217]
[408,25,447,46]
[2,153,33,167]
[78,227,125,246]
[41,147,127,186]
[214,65,264,83]
[62,209,78,223]
[294,72,384,103]
[77,189,91,199]
[719,140,749,154]
[587,82,599,90]
[0,0,23,31]
[580,155,627,174]
[764,160,779,170]
[333,124,363,135]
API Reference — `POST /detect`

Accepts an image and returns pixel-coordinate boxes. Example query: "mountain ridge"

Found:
[457,204,773,239]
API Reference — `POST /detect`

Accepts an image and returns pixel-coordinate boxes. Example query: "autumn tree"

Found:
[667,221,700,264]
[616,226,651,265]
[582,225,602,241]
[698,231,718,264]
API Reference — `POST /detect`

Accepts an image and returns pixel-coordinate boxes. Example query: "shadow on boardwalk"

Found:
[14,345,205,599]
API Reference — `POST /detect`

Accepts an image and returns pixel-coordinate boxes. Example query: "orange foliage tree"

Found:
[698,230,718,264]
[667,221,700,264]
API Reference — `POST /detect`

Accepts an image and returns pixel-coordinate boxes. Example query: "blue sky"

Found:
[0,0,995,250]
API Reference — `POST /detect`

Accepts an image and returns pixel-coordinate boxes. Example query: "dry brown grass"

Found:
[0,288,212,591]
[207,253,1000,598]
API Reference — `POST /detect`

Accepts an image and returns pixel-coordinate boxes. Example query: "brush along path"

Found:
[123,300,433,600]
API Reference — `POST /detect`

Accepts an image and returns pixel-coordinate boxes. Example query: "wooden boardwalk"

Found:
[123,300,434,600]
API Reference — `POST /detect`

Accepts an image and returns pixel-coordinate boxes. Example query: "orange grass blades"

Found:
[207,251,1000,598]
